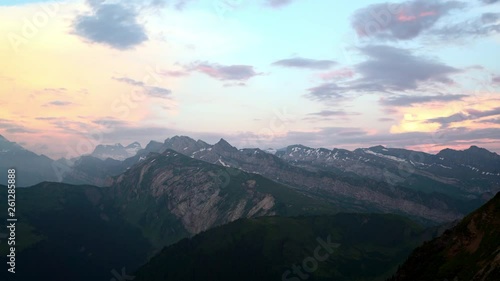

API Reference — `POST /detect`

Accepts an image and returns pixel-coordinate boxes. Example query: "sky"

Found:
[0,0,499,159]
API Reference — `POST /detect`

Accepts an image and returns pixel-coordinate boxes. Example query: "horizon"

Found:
[1,133,498,161]
[1,0,500,158]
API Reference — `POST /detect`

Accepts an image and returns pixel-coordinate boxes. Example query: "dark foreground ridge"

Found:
[389,192,500,281]
[135,213,429,281]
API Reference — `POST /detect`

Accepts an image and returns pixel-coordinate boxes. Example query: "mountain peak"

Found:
[91,142,140,160]
[166,135,196,143]
[126,142,142,148]
[467,145,488,153]
[214,138,237,152]
[216,138,230,145]
[368,145,386,150]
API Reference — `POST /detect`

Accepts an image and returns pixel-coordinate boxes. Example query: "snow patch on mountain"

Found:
[363,149,407,162]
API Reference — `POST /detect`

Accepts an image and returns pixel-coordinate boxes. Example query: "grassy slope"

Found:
[135,213,426,281]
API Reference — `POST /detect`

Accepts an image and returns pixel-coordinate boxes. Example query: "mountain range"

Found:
[0,133,498,280]
[1,134,498,225]
[62,136,498,225]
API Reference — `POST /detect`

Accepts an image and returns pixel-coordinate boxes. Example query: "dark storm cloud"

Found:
[187,62,262,81]
[73,1,148,50]
[272,57,337,70]
[352,0,465,41]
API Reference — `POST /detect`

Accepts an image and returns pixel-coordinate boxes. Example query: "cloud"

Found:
[41,88,67,95]
[49,120,92,133]
[159,70,190,77]
[426,107,500,127]
[265,0,295,8]
[479,118,500,124]
[113,77,172,98]
[272,57,337,70]
[482,13,500,24]
[426,113,469,128]
[352,0,465,40]
[305,45,461,102]
[380,94,467,107]
[319,68,355,81]
[35,117,59,121]
[98,125,180,145]
[431,13,500,40]
[187,62,261,81]
[480,0,499,4]
[493,76,500,84]
[354,45,460,90]
[259,126,500,153]
[379,117,395,122]
[468,107,500,118]
[93,118,129,127]
[305,83,345,101]
[73,2,148,50]
[307,110,360,117]
[44,100,73,106]
[0,119,36,134]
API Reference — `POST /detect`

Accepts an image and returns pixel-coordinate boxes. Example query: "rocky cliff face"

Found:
[109,149,334,246]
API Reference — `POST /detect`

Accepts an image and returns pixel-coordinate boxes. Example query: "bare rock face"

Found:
[111,150,278,243]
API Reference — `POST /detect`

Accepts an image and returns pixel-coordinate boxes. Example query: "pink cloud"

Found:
[319,68,355,81]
